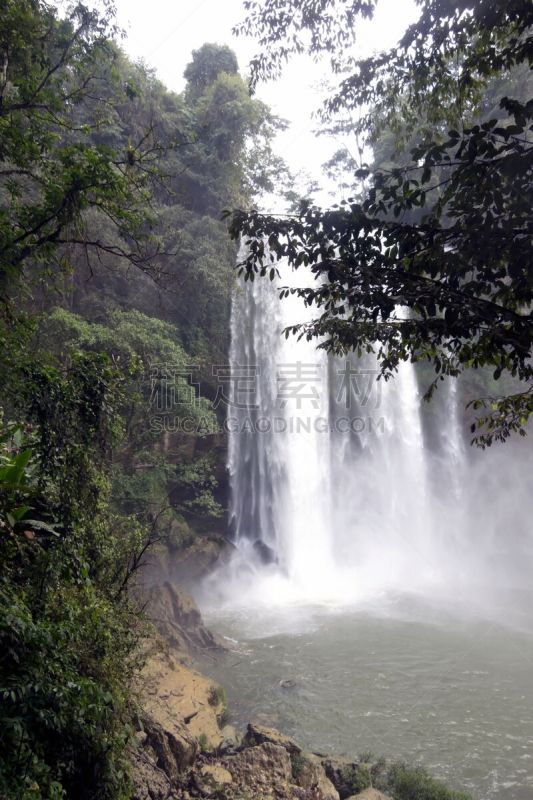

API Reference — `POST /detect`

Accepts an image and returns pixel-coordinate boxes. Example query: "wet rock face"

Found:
[253,538,277,565]
[142,582,222,654]
[167,537,232,590]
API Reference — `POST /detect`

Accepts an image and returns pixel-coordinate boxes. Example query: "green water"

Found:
[199,601,533,800]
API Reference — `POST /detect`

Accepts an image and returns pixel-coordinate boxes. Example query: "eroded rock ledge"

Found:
[132,719,393,800]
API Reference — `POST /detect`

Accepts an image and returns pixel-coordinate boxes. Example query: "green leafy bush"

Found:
[0,582,136,800]
[387,763,472,800]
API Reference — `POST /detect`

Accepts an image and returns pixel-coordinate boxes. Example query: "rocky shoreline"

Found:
[131,555,469,800]
[131,580,395,800]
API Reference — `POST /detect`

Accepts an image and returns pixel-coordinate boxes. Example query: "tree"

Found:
[184,43,239,99]
[230,0,533,446]
[0,0,171,304]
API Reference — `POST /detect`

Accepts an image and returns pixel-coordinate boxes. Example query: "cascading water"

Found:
[222,256,337,601]
[206,250,533,620]
[198,251,533,800]
[227,268,287,569]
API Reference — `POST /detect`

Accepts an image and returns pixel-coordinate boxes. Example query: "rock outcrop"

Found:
[221,742,294,798]
[132,659,344,799]
[142,581,222,655]
[243,722,303,755]
[297,753,341,800]
[140,643,229,751]
[129,740,179,800]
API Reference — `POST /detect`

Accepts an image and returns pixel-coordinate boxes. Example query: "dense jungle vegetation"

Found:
[0,2,283,796]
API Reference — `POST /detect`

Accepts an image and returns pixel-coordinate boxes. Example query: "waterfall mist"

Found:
[203,257,533,629]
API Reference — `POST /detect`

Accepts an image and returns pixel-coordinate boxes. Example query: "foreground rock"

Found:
[132,687,346,799]
[131,585,230,798]
[243,722,303,755]
[140,643,230,751]
[221,742,294,798]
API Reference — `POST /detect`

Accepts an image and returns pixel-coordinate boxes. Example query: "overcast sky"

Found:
[112,0,417,200]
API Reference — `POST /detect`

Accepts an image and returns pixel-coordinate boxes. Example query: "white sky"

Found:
[113,0,418,200]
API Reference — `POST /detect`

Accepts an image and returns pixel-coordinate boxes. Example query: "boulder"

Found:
[222,742,293,799]
[346,790,393,800]
[190,763,233,796]
[243,722,302,755]
[237,725,340,799]
[296,753,340,800]
[219,724,240,751]
[128,743,179,800]
[144,716,198,781]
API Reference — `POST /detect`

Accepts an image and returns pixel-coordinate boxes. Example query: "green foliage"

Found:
[331,756,470,800]
[0,580,136,800]
[184,43,239,99]
[387,763,471,800]
[342,762,372,793]
[37,308,222,534]
[217,706,231,729]
[338,755,386,795]
[207,686,231,728]
[0,0,166,297]
[208,685,227,707]
[174,456,223,519]
[231,0,533,447]
[0,390,141,799]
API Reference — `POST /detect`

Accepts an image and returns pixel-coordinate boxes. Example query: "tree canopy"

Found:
[230,0,533,446]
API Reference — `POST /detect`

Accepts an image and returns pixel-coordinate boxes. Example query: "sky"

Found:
[112,0,418,200]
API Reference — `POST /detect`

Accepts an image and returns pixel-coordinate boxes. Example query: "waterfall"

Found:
[225,259,336,599]
[207,251,533,616]
[227,272,287,568]
[219,257,437,604]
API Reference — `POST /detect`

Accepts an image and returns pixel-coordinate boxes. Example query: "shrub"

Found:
[0,581,137,800]
[387,763,472,800]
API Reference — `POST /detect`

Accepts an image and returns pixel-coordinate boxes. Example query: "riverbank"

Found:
[130,575,472,800]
